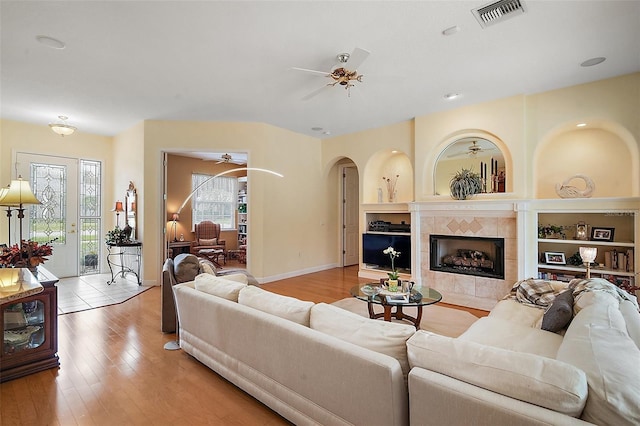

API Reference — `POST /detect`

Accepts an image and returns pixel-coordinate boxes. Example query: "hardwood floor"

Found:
[0,264,487,425]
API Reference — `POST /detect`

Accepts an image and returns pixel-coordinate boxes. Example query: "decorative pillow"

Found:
[199,261,216,275]
[407,330,588,417]
[309,303,415,377]
[194,273,246,301]
[541,289,574,332]
[238,285,314,326]
[198,238,218,246]
[173,253,200,283]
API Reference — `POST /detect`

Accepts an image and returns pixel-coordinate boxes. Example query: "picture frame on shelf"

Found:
[545,252,566,265]
[591,227,615,242]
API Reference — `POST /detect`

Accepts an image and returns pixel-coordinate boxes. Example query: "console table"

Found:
[106,241,142,285]
[1,267,59,383]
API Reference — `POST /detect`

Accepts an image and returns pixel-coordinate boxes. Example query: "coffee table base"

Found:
[367,302,423,329]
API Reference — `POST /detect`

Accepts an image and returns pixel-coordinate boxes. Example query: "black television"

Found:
[362,233,411,272]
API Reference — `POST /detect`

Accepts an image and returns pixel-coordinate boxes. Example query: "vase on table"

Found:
[387,279,399,292]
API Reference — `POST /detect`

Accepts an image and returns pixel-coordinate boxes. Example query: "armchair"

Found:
[191,221,226,265]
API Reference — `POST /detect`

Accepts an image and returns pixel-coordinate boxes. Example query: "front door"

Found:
[16,153,79,278]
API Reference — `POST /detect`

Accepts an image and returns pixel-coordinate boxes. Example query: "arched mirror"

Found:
[434,137,506,196]
[125,181,137,240]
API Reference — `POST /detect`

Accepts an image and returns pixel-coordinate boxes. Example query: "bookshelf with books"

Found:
[537,210,637,293]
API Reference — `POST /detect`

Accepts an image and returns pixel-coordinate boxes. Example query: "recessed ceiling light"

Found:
[391,150,398,154]
[35,35,66,49]
[580,57,606,67]
[444,93,460,100]
[442,26,460,36]
[577,123,587,127]
[311,127,323,131]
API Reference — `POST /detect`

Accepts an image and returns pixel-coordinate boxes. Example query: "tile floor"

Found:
[57,273,152,314]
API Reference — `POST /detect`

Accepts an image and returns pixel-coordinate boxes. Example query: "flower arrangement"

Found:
[106,226,131,245]
[0,240,54,268]
[383,246,400,280]
[382,174,399,202]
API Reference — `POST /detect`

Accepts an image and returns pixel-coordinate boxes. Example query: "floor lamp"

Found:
[163,167,284,351]
[0,186,17,246]
[0,176,41,247]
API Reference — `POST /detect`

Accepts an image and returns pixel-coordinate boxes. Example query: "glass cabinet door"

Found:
[3,300,46,355]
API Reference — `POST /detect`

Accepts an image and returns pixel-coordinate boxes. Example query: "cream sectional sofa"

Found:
[407,278,640,426]
[172,271,640,426]
[172,273,415,426]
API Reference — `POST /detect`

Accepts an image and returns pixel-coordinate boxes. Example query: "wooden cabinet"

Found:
[1,267,59,382]
[537,211,636,290]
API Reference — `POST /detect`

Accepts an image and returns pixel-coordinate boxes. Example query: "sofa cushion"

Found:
[194,273,246,301]
[173,253,201,283]
[459,316,563,359]
[489,299,545,327]
[310,303,415,377]
[620,299,640,349]
[199,238,217,245]
[541,289,574,332]
[407,330,588,417]
[556,301,640,425]
[238,285,314,326]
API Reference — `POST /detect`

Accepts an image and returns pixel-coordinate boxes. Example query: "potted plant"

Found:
[383,246,401,291]
[449,168,482,200]
[105,226,129,245]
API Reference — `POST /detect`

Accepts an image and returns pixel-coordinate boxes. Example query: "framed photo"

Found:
[544,252,566,265]
[591,227,615,242]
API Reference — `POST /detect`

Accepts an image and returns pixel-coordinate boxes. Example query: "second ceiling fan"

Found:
[292,47,370,100]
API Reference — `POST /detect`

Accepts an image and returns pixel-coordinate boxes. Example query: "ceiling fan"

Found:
[291,47,370,100]
[446,140,497,158]
[204,153,246,165]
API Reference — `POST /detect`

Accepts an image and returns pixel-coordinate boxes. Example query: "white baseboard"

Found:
[257,263,339,284]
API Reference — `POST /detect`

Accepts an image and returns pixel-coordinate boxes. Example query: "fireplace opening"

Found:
[430,234,504,279]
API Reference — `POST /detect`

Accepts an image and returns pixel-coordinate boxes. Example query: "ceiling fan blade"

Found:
[346,48,370,70]
[302,84,331,101]
[290,67,330,76]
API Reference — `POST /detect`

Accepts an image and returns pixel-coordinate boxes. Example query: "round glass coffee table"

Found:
[350,283,442,329]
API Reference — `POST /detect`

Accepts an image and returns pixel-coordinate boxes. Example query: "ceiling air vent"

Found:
[472,0,526,28]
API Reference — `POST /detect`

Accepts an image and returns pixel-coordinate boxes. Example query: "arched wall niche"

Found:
[363,150,413,203]
[534,119,639,198]
[428,130,512,197]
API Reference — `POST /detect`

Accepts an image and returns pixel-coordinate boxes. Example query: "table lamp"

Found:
[0,176,41,247]
[112,201,124,228]
[579,247,598,278]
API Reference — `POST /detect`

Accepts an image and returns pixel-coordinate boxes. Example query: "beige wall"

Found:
[2,72,638,286]
[141,120,334,284]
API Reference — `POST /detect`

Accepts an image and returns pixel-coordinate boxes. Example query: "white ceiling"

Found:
[2,1,639,139]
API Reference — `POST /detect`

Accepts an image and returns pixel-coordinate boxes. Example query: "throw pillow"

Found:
[199,238,217,246]
[309,303,415,378]
[173,253,200,283]
[194,273,246,301]
[199,260,216,275]
[407,330,588,417]
[238,285,314,326]
[515,278,556,307]
[541,289,574,332]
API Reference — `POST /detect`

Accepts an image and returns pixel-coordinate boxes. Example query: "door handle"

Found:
[69,223,76,234]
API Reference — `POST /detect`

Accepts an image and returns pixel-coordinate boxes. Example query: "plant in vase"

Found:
[383,246,400,291]
[449,168,482,200]
[382,174,399,203]
[0,239,54,271]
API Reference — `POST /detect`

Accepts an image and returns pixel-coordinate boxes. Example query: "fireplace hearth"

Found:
[430,234,505,279]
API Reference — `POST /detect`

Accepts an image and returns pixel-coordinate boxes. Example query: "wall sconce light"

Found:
[579,247,598,278]
[48,115,77,137]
